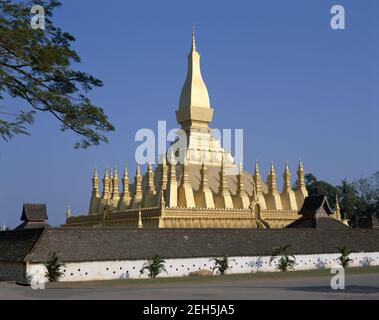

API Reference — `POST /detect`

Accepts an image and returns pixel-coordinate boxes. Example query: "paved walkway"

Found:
[1,273,379,300]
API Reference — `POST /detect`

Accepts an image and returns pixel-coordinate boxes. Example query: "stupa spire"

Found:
[122,165,130,198]
[192,25,196,51]
[236,163,246,194]
[219,157,229,194]
[66,204,71,219]
[268,161,277,192]
[147,163,156,193]
[253,161,262,194]
[92,168,100,198]
[297,160,305,189]
[117,165,131,210]
[131,164,143,209]
[283,161,291,190]
[176,28,213,132]
[102,168,110,199]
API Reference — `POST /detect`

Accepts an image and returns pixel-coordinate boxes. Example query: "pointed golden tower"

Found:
[283,162,291,191]
[146,163,156,193]
[281,162,298,210]
[117,165,132,210]
[233,163,250,209]
[131,164,143,209]
[178,151,195,208]
[253,161,267,210]
[102,168,110,200]
[166,151,178,208]
[266,162,283,210]
[295,160,308,209]
[108,168,114,202]
[110,167,120,208]
[215,157,233,208]
[66,204,71,220]
[89,168,100,214]
[142,163,157,207]
[160,154,168,191]
[195,160,215,208]
[138,208,143,229]
[176,27,214,134]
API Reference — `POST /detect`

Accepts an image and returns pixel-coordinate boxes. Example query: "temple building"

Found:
[64,31,341,229]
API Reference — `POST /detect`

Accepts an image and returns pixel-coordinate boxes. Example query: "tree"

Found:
[270,245,296,272]
[0,0,114,148]
[337,247,353,268]
[211,254,232,275]
[352,172,379,226]
[44,251,65,282]
[304,173,339,210]
[139,255,167,278]
[304,172,378,228]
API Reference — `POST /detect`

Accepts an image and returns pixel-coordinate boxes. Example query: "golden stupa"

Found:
[65,30,341,229]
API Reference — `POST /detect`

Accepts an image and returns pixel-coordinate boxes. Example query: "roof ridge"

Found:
[22,227,48,263]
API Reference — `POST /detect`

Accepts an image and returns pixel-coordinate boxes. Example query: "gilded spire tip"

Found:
[192,25,197,52]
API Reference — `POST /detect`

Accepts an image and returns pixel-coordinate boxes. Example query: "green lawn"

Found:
[45,266,379,289]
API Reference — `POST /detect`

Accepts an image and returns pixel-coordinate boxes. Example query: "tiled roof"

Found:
[0,228,45,262]
[286,217,347,229]
[20,204,48,222]
[0,228,373,263]
[299,196,334,217]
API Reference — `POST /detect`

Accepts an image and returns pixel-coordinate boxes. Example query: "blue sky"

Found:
[1,0,378,227]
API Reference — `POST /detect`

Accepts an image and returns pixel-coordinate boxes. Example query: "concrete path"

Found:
[1,273,379,300]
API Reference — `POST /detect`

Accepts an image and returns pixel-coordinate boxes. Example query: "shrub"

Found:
[140,255,167,278]
[44,252,66,282]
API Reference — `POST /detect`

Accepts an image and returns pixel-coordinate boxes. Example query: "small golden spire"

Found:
[92,167,100,198]
[254,161,262,193]
[219,156,228,194]
[200,160,209,190]
[254,160,260,175]
[122,164,130,198]
[102,168,110,199]
[297,159,305,189]
[192,24,196,51]
[159,154,168,191]
[66,204,71,219]
[147,163,155,193]
[138,208,143,229]
[270,161,275,173]
[268,161,277,192]
[283,161,291,190]
[112,166,119,200]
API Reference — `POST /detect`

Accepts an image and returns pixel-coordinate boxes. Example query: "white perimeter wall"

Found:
[25,252,379,284]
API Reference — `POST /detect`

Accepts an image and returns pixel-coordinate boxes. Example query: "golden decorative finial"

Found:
[66,203,71,219]
[255,160,260,175]
[298,159,304,171]
[138,207,143,229]
[192,24,196,51]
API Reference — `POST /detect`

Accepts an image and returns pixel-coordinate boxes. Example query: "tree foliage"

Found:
[305,172,379,228]
[305,173,339,210]
[211,254,232,275]
[139,255,167,278]
[337,246,353,268]
[270,244,296,272]
[44,251,65,282]
[0,0,114,148]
